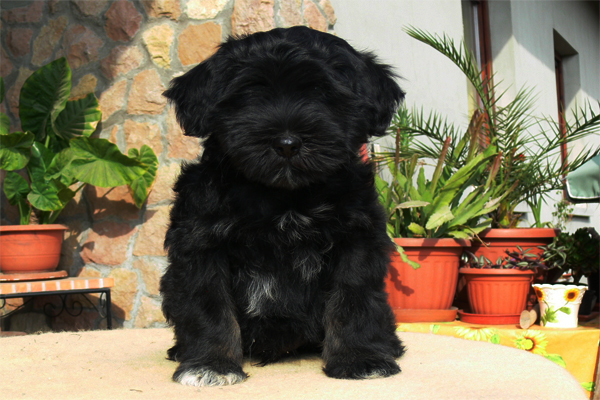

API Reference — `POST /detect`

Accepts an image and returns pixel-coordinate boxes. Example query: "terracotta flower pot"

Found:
[533,284,587,328]
[385,238,470,322]
[459,268,534,315]
[469,228,558,262]
[0,224,67,274]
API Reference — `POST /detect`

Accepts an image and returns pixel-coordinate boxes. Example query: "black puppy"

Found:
[161,26,405,387]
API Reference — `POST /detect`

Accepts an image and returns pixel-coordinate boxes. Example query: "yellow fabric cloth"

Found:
[397,316,600,398]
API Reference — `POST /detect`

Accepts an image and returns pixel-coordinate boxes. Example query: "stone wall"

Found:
[0,0,336,332]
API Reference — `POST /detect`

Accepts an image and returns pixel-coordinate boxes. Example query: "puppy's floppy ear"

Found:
[357,53,404,137]
[163,55,223,138]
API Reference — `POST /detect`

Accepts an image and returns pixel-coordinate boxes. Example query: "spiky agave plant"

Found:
[380,27,600,228]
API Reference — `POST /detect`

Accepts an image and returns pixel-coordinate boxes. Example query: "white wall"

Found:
[331,0,600,232]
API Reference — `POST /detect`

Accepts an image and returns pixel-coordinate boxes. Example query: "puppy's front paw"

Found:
[324,355,400,380]
[174,361,248,387]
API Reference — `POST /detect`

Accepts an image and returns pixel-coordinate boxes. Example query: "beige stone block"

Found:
[143,24,174,69]
[147,162,180,205]
[31,16,68,66]
[108,268,139,320]
[304,1,328,32]
[85,185,141,222]
[178,22,222,67]
[81,221,138,266]
[133,206,170,257]
[62,25,104,70]
[133,259,163,296]
[187,0,228,19]
[231,0,275,36]
[123,119,163,157]
[134,296,166,328]
[6,28,33,58]
[70,74,98,100]
[1,0,44,23]
[127,69,167,115]
[100,45,144,79]
[142,0,181,20]
[77,266,103,278]
[99,79,128,122]
[166,107,201,160]
[319,0,337,25]
[105,0,143,42]
[278,0,303,27]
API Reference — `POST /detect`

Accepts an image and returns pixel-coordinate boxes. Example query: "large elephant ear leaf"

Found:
[127,145,159,208]
[19,57,71,142]
[68,137,145,187]
[54,93,102,139]
[0,131,34,170]
[3,171,32,225]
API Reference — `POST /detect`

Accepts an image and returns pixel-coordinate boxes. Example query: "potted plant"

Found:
[538,228,599,318]
[383,27,600,260]
[460,244,566,325]
[0,58,158,274]
[375,122,508,322]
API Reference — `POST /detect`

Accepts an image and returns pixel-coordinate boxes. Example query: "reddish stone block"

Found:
[108,267,138,320]
[146,162,180,205]
[1,0,44,23]
[167,107,201,160]
[231,0,275,36]
[6,28,33,58]
[100,45,144,79]
[0,47,13,77]
[81,221,137,266]
[105,0,143,42]
[99,79,128,121]
[127,69,167,115]
[133,206,170,257]
[304,1,328,32]
[62,25,104,69]
[123,119,163,157]
[85,185,141,222]
[178,22,222,66]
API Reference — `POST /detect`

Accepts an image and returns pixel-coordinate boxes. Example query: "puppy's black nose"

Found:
[274,136,302,158]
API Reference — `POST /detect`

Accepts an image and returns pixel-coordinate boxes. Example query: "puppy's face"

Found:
[165,27,403,189]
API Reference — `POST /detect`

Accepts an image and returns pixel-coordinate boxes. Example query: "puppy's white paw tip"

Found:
[177,368,246,387]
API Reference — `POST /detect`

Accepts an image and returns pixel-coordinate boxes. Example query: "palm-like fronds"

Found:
[380,27,600,228]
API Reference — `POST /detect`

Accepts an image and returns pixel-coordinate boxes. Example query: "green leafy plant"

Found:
[463,244,566,271]
[375,118,509,240]
[380,27,600,228]
[0,58,158,225]
[551,228,599,283]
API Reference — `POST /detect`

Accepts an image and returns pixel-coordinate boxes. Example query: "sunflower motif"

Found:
[515,330,548,356]
[534,287,545,301]
[564,288,580,302]
[454,326,496,342]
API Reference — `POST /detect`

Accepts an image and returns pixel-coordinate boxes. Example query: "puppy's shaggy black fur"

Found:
[161,26,405,387]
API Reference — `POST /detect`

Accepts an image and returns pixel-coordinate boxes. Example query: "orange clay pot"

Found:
[385,238,470,322]
[468,228,558,262]
[459,268,535,315]
[0,224,67,274]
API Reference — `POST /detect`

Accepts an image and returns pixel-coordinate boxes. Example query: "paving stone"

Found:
[99,79,128,122]
[62,25,104,69]
[1,0,44,23]
[142,0,181,20]
[123,119,163,157]
[133,206,170,257]
[304,1,328,32]
[6,28,33,58]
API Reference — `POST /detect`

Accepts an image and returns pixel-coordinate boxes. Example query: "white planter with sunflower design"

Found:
[533,284,587,328]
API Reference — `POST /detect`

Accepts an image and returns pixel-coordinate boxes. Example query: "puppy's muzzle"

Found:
[274,136,302,158]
